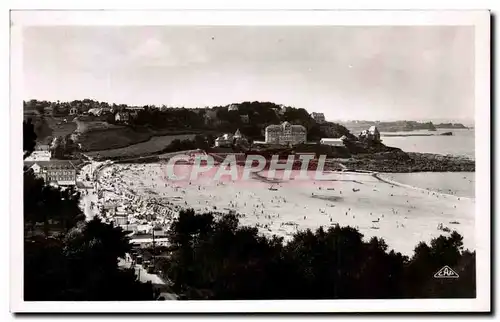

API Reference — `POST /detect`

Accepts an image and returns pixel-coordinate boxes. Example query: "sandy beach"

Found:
[92,158,475,257]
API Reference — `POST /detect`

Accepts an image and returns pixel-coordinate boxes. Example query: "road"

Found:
[79,186,99,220]
[118,255,178,300]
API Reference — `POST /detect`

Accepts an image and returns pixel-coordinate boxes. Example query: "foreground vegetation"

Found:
[150,209,475,299]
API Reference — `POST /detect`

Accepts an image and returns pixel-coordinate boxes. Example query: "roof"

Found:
[265,122,306,133]
[24,151,51,161]
[320,138,345,146]
[88,108,102,115]
[24,160,77,170]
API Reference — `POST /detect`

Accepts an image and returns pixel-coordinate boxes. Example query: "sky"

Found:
[23,26,474,122]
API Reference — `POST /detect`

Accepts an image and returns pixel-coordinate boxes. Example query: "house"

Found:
[240,114,250,124]
[265,121,307,145]
[311,112,326,124]
[69,107,78,116]
[113,213,128,226]
[228,104,239,112]
[125,106,144,119]
[35,143,50,151]
[88,108,103,116]
[24,160,77,186]
[101,107,112,115]
[151,226,167,237]
[368,126,381,141]
[359,126,381,142]
[214,133,234,147]
[43,106,53,115]
[25,151,51,161]
[320,138,345,147]
[115,112,130,123]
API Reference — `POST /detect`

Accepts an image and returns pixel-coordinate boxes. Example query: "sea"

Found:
[380,128,475,198]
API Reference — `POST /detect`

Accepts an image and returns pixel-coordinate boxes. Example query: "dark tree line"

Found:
[24,170,85,236]
[24,120,155,300]
[162,210,476,300]
[23,169,155,300]
[23,118,37,159]
[25,217,155,301]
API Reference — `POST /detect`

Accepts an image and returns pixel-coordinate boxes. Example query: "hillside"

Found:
[435,123,468,129]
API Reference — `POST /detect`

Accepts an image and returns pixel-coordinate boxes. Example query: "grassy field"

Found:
[86,133,196,158]
[74,117,125,133]
[77,126,155,151]
[24,113,77,144]
[25,113,199,157]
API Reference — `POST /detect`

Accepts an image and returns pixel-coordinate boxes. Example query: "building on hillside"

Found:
[125,106,144,118]
[265,121,307,145]
[69,107,79,116]
[88,108,103,116]
[151,226,168,237]
[214,133,234,148]
[311,112,326,124]
[228,104,239,111]
[359,125,381,142]
[25,151,51,161]
[42,106,53,115]
[320,138,345,147]
[35,143,50,151]
[240,114,249,124]
[24,160,77,186]
[113,213,128,226]
[234,129,249,147]
[101,107,112,115]
[368,126,381,141]
[126,106,145,112]
[115,112,130,123]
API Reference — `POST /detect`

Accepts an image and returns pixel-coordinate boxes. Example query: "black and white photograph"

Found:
[10,9,490,313]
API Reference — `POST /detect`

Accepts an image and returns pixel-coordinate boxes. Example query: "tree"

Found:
[25,218,155,301]
[35,104,45,115]
[163,210,475,300]
[23,118,37,159]
[23,170,84,237]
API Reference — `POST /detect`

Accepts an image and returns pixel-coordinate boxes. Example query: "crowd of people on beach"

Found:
[78,157,471,255]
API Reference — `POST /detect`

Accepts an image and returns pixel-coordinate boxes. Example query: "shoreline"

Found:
[90,162,475,256]
[372,172,474,200]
